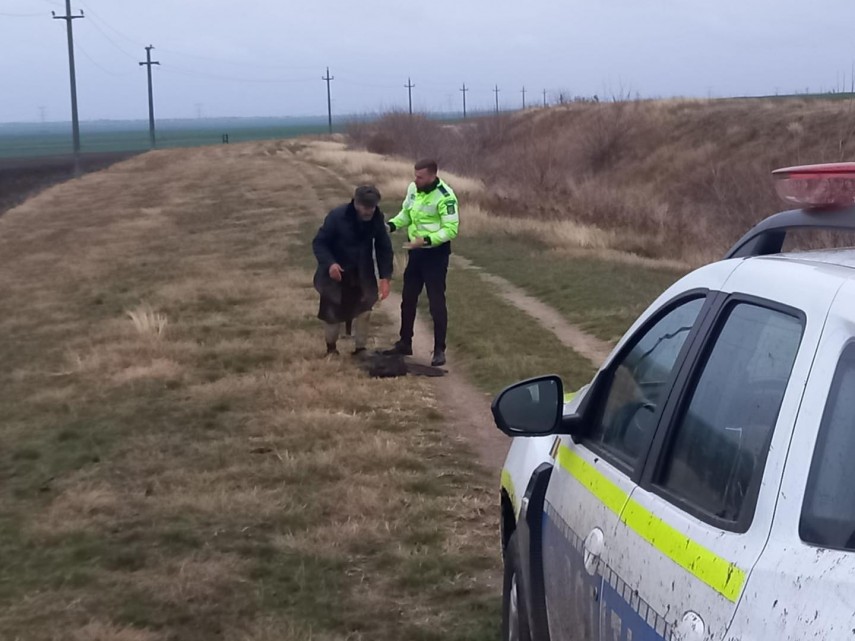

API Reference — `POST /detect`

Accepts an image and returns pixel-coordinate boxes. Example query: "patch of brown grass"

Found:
[126,304,168,337]
[71,622,165,641]
[348,98,855,264]
[0,141,499,640]
[112,358,183,384]
[293,139,621,257]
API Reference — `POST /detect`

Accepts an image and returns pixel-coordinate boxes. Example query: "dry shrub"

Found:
[580,101,636,173]
[347,97,855,264]
[295,141,615,255]
[127,303,168,337]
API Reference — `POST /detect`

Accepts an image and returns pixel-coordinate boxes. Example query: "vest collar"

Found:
[417,178,441,194]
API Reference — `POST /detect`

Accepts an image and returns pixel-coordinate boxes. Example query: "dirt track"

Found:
[453,255,614,366]
[383,290,511,472]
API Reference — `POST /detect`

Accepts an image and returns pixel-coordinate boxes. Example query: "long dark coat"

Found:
[312,201,393,324]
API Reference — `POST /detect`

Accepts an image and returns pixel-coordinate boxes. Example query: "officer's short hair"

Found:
[414,159,438,174]
[354,184,381,207]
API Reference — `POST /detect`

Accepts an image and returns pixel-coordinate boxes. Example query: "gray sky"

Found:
[2,0,854,122]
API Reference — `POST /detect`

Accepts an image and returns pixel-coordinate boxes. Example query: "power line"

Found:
[81,10,138,60]
[79,0,320,72]
[154,47,319,71]
[76,39,126,76]
[333,66,449,90]
[76,0,147,46]
[336,78,400,91]
[0,11,45,17]
[159,65,315,85]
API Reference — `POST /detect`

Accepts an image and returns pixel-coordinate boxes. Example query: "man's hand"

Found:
[379,278,391,301]
[329,263,344,282]
[385,223,394,233]
[403,236,426,249]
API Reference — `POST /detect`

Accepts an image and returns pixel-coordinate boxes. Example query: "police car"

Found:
[493,163,855,641]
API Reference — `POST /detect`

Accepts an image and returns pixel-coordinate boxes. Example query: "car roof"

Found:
[759,248,855,272]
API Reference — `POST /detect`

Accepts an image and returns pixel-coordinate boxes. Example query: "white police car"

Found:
[493,163,855,641]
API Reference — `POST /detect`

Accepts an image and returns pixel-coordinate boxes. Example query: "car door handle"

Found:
[582,527,604,576]
[675,611,705,641]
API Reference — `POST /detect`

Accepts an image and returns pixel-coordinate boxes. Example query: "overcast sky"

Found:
[2,0,854,123]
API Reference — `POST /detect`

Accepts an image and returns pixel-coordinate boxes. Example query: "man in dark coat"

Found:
[312,185,393,355]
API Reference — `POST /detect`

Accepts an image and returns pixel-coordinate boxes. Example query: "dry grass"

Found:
[348,97,855,265]
[126,304,168,337]
[296,139,629,261]
[0,141,499,640]
[70,622,164,641]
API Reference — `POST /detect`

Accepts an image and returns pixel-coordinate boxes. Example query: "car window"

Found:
[800,343,855,550]
[588,297,706,468]
[656,303,803,526]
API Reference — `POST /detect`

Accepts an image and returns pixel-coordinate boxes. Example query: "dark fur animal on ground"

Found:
[356,351,445,378]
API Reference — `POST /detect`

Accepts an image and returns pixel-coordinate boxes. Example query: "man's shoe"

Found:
[383,341,413,356]
[326,342,339,356]
[431,350,446,367]
[352,347,367,357]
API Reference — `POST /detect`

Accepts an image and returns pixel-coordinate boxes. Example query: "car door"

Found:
[729,279,855,639]
[541,292,712,641]
[604,258,836,641]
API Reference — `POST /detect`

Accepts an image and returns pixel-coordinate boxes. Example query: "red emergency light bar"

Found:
[773,163,855,209]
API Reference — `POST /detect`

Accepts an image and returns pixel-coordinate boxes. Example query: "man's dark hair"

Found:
[414,159,438,174]
[354,184,381,207]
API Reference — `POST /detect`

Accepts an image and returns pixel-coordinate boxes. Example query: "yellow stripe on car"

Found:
[555,444,747,602]
[501,468,519,517]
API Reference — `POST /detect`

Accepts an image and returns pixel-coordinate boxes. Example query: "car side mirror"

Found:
[492,375,564,437]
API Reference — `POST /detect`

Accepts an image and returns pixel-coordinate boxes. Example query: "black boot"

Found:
[326,342,339,356]
[383,340,413,356]
[431,349,446,367]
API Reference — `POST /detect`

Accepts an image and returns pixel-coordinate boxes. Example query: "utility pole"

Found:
[139,45,160,148]
[543,89,548,107]
[521,86,527,110]
[493,85,500,114]
[405,77,415,115]
[323,67,334,134]
[460,82,468,119]
[52,0,84,166]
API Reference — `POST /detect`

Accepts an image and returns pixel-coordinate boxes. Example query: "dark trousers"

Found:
[400,249,449,351]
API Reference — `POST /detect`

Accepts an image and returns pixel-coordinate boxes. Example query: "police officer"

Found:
[386,159,459,367]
